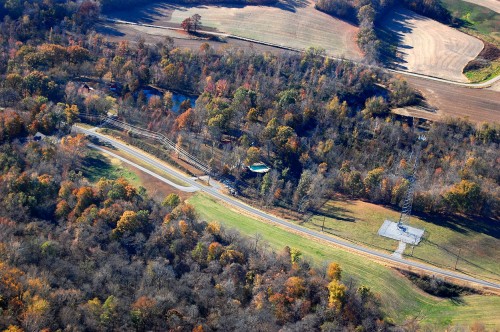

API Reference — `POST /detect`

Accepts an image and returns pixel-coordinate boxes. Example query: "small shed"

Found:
[33,132,46,141]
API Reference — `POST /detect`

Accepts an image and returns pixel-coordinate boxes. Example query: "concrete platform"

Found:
[378,220,424,245]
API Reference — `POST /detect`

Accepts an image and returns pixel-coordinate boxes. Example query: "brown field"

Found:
[464,0,500,13]
[106,0,362,59]
[96,22,286,54]
[383,8,484,82]
[405,75,500,123]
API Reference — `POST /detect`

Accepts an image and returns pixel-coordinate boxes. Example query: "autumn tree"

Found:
[443,180,483,215]
[162,193,181,210]
[327,279,346,309]
[326,262,342,281]
[181,17,193,32]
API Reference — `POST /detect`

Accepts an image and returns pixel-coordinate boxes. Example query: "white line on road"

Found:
[88,143,199,192]
[75,125,500,291]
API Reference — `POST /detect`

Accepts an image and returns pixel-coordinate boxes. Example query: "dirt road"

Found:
[405,76,500,123]
[98,19,500,124]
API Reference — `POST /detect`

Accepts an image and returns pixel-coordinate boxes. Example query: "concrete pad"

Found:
[392,241,407,259]
[378,220,424,245]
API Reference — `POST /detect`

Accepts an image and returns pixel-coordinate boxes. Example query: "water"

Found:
[142,89,197,113]
[171,93,197,113]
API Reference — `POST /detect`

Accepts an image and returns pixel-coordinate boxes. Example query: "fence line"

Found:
[79,114,211,174]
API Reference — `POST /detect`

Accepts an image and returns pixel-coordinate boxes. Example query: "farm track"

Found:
[404,75,500,123]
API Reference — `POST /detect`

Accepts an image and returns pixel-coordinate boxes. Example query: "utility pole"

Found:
[321,216,326,232]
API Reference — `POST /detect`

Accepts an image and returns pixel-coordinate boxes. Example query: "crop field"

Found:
[382,8,484,82]
[188,193,500,328]
[107,0,362,59]
[306,199,500,283]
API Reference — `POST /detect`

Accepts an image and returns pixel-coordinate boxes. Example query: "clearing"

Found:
[188,192,500,328]
[106,0,362,59]
[382,7,484,82]
[306,199,500,283]
[82,146,194,202]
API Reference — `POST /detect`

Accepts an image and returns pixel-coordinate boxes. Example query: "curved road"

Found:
[88,143,199,192]
[74,125,500,291]
[105,18,500,88]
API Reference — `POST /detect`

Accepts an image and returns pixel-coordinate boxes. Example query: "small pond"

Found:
[142,88,198,113]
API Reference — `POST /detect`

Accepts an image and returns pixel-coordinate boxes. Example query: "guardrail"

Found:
[79,114,212,174]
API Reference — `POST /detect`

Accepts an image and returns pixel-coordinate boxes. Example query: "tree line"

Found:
[0,0,497,220]
[315,0,452,63]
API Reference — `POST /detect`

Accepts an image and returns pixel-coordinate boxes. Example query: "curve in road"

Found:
[88,143,199,192]
[74,125,500,292]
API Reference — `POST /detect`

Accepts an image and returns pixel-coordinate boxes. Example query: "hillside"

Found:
[106,0,363,60]
[382,7,484,82]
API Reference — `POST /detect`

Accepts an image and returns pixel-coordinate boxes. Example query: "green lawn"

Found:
[95,144,190,187]
[81,149,141,186]
[465,60,500,82]
[442,0,500,82]
[443,0,500,44]
[188,193,500,328]
[306,199,500,283]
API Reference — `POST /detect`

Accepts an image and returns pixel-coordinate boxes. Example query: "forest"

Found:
[0,0,498,220]
[0,135,385,331]
[0,0,499,329]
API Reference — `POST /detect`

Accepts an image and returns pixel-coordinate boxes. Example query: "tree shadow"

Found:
[95,24,126,37]
[311,200,356,222]
[106,0,309,26]
[415,210,500,240]
[377,7,433,69]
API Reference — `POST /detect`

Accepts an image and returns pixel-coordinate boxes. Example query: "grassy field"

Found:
[442,0,500,82]
[93,142,190,187]
[108,0,362,60]
[81,149,141,185]
[188,193,500,328]
[443,0,500,45]
[305,199,500,283]
[465,60,500,82]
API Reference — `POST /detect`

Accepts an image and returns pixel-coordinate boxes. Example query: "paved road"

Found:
[106,18,500,88]
[74,126,500,291]
[88,143,199,192]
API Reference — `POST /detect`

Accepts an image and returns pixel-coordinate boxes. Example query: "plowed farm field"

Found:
[383,8,484,82]
[107,0,362,60]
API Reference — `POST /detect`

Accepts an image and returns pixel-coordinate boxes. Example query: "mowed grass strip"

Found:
[307,199,500,283]
[187,193,500,328]
[81,149,141,186]
[95,145,191,187]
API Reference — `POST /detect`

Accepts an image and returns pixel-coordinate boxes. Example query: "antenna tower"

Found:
[397,135,426,231]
